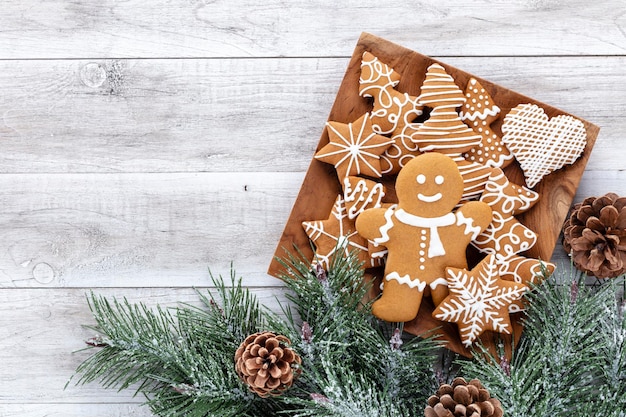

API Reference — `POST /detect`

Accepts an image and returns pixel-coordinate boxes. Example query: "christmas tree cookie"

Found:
[460,78,513,169]
[412,64,492,201]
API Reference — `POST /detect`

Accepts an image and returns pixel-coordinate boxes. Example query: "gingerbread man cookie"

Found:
[356,152,492,323]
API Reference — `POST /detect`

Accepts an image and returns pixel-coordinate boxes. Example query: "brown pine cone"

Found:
[234,331,302,397]
[425,377,503,417]
[563,193,626,278]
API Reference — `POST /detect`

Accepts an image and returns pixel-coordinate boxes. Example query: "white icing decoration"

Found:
[501,103,587,188]
[417,192,442,203]
[394,209,455,257]
[342,177,385,220]
[385,271,427,291]
[429,277,449,289]
[373,204,398,245]
[455,211,482,239]
[434,255,526,347]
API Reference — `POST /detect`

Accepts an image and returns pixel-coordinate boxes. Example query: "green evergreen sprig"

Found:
[463,271,626,417]
[72,251,626,417]
[71,252,439,417]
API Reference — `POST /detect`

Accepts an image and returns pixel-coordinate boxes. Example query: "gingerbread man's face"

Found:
[395,153,464,217]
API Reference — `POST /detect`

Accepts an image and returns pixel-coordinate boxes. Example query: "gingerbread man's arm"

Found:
[456,201,492,238]
[355,207,391,242]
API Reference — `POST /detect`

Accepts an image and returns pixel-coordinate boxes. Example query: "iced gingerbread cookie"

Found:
[472,168,539,256]
[411,64,491,201]
[359,51,401,96]
[460,78,513,169]
[315,113,394,179]
[501,103,587,188]
[342,176,386,220]
[379,122,423,175]
[355,152,492,323]
[302,194,382,270]
[412,63,481,155]
[471,168,555,311]
[359,52,423,135]
[433,254,527,347]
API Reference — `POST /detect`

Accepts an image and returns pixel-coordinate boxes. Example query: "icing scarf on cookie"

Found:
[394,209,455,257]
[374,206,481,258]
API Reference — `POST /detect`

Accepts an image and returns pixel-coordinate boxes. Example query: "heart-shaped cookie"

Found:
[501,103,587,188]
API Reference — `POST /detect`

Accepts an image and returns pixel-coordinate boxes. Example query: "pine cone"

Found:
[563,193,626,278]
[234,331,302,397]
[425,377,503,417]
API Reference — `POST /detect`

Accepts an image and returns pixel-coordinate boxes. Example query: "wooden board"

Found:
[268,33,599,355]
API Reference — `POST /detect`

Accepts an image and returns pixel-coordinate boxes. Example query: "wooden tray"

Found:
[268,32,599,356]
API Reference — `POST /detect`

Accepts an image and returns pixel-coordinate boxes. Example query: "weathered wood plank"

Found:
[0,287,287,404]
[0,1,624,58]
[0,172,302,288]
[0,56,622,173]
[0,169,621,289]
[0,404,153,417]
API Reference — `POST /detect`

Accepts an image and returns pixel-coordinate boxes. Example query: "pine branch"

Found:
[274,249,439,415]
[72,270,283,417]
[462,271,619,417]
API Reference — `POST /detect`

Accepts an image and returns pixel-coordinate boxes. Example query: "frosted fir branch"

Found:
[462,270,625,417]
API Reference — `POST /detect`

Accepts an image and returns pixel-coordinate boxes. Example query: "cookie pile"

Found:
[301,52,587,349]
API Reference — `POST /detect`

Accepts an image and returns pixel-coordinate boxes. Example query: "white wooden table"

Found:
[0,1,625,415]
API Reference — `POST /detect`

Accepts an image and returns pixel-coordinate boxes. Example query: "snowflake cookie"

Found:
[432,254,527,347]
[315,113,393,179]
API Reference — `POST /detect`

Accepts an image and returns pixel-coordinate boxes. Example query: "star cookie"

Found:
[302,194,381,269]
[433,254,527,347]
[460,78,513,169]
[315,113,394,179]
